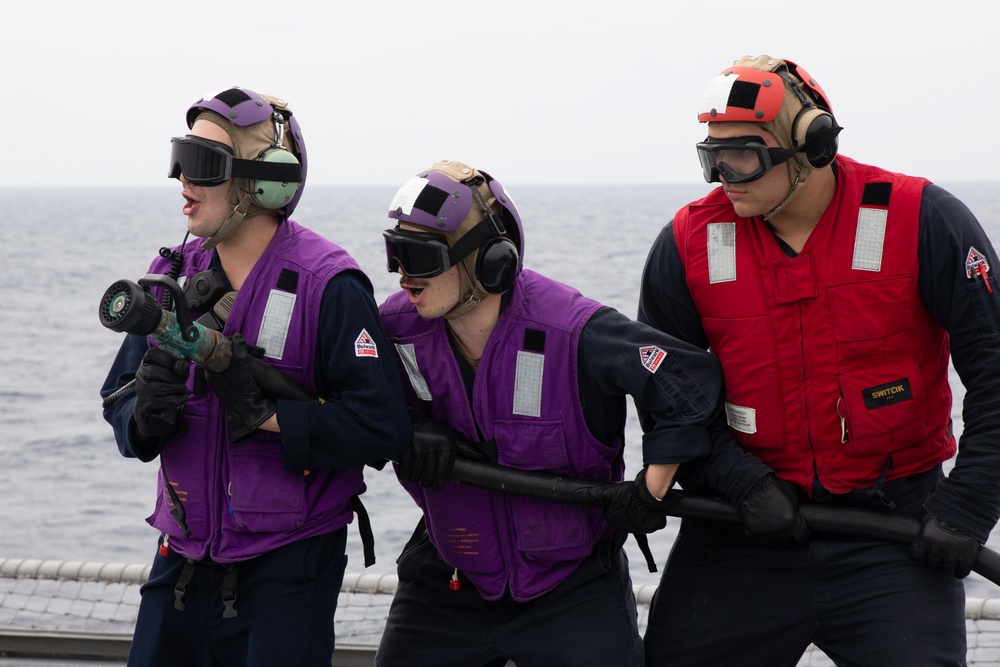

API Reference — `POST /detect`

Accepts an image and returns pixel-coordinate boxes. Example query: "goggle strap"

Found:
[230,158,302,183]
[768,124,843,166]
[447,220,497,266]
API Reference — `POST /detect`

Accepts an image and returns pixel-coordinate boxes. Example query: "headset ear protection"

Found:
[251,112,301,209]
[467,178,519,294]
[777,69,839,169]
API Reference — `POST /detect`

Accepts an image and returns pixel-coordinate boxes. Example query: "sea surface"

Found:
[2,181,1000,597]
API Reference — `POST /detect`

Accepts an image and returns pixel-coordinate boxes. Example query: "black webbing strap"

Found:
[632,533,658,573]
[351,494,377,567]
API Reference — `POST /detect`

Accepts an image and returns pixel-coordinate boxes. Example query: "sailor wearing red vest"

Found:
[638,55,1000,666]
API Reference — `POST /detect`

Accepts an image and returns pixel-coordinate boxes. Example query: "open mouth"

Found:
[400,280,426,301]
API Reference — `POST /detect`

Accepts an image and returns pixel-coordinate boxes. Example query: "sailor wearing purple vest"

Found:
[373,160,726,667]
[100,87,410,667]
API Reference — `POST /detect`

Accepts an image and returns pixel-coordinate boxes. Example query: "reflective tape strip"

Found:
[853,208,887,272]
[258,289,296,360]
[708,222,737,284]
[394,343,432,401]
[513,351,544,417]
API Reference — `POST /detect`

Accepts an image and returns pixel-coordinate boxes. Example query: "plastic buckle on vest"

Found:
[173,559,197,612]
[221,565,239,618]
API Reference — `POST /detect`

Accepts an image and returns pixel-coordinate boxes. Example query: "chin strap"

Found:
[442,261,489,320]
[201,193,255,250]
[764,168,810,221]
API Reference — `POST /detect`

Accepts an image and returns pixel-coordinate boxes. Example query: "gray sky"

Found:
[4,1,996,187]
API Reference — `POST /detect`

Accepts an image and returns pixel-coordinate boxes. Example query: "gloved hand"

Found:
[133,346,190,440]
[736,473,810,544]
[205,333,276,442]
[397,420,457,491]
[600,468,670,535]
[909,515,980,578]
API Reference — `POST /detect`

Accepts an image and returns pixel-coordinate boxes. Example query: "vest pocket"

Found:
[493,420,596,561]
[228,438,306,532]
[511,497,594,562]
[829,277,915,363]
[836,358,928,457]
[494,419,571,471]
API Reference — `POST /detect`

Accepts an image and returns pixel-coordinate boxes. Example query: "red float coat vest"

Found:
[672,156,955,494]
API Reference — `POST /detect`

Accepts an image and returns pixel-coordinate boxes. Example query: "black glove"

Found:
[205,333,276,442]
[909,515,980,578]
[397,420,457,491]
[736,473,810,544]
[133,347,190,440]
[599,469,670,535]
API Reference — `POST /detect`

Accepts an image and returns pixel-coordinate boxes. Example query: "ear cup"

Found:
[791,106,839,168]
[475,237,519,294]
[253,148,301,209]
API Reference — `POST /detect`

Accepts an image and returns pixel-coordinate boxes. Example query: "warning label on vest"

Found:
[725,402,757,434]
[862,378,912,410]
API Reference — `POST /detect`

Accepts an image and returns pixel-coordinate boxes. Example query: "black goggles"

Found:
[383,227,457,278]
[168,136,236,185]
[168,136,302,186]
[696,135,796,184]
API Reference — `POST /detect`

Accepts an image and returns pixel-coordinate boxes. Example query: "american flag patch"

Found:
[355,329,378,358]
[639,345,667,374]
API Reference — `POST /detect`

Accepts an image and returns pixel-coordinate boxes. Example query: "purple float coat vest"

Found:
[379,269,622,601]
[145,220,365,562]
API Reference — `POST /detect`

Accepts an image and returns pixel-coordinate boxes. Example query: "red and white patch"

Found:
[966,246,990,279]
[639,345,667,374]
[355,329,379,358]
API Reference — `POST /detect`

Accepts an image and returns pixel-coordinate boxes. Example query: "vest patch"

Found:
[708,222,736,283]
[862,378,913,410]
[513,351,544,417]
[725,401,757,434]
[258,289,296,360]
[354,329,379,358]
[639,345,667,374]
[394,343,432,401]
[852,208,887,272]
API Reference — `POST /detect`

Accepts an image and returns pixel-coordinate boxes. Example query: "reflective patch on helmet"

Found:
[389,176,433,216]
[513,351,544,417]
[394,343,432,401]
[725,401,757,434]
[708,222,737,283]
[639,346,667,374]
[699,73,742,118]
[354,329,378,358]
[852,208,887,272]
[258,289,296,360]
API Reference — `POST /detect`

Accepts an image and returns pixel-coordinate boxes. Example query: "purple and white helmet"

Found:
[186,86,308,217]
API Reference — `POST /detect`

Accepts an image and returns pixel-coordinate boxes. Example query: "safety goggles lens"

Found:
[168,137,234,186]
[383,228,453,278]
[696,136,774,184]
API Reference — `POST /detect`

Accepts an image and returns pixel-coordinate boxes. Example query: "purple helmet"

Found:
[388,163,524,269]
[186,86,308,217]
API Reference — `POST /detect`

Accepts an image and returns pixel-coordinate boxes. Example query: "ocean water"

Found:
[2,181,999,597]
